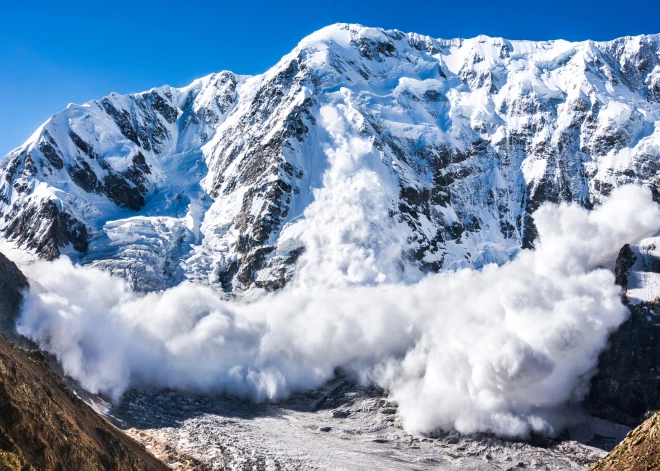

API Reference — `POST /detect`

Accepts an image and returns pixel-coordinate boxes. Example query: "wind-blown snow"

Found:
[6,23,660,440]
[17,185,660,438]
[283,104,420,287]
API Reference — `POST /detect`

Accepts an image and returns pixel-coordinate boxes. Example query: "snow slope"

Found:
[2,24,660,292]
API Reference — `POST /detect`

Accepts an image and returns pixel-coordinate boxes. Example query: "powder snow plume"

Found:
[16,103,660,438]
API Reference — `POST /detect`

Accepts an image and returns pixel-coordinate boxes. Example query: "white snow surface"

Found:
[2,24,660,292]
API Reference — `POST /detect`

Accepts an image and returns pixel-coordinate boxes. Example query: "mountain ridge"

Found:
[2,23,660,292]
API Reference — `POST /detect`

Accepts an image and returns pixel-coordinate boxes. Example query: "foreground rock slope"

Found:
[0,336,169,471]
[588,412,660,471]
[0,252,168,471]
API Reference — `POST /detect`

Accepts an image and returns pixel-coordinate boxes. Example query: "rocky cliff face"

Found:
[1,25,660,292]
[0,252,28,345]
[586,299,660,427]
[587,239,660,427]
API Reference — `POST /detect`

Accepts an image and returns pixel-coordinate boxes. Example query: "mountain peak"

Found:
[0,27,659,292]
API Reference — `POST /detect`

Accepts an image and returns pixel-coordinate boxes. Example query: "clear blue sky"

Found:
[1,0,657,156]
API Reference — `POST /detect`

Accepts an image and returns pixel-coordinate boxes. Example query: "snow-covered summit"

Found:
[2,24,660,292]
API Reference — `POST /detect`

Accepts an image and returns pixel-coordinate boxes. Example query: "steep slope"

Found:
[0,251,168,470]
[0,335,169,471]
[0,253,28,344]
[586,240,660,426]
[588,412,660,471]
[2,24,660,292]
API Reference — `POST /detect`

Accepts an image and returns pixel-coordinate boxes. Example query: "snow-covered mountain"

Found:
[2,24,660,292]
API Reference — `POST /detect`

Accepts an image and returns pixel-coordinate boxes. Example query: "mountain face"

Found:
[2,24,660,292]
[0,252,28,343]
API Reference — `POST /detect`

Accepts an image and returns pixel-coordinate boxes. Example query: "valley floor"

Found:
[109,377,624,471]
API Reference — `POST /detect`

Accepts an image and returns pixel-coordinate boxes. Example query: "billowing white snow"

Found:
[17,185,660,438]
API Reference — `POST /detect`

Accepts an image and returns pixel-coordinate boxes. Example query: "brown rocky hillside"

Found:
[0,253,28,346]
[589,412,660,471]
[0,252,169,471]
[0,335,170,471]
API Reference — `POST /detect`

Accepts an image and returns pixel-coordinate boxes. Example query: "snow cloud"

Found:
[15,103,660,438]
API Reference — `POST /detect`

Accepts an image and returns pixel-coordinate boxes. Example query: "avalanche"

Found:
[0,24,659,294]
[17,185,660,437]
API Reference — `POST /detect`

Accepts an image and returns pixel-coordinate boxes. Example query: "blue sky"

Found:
[0,0,657,156]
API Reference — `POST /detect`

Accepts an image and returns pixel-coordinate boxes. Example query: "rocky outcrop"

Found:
[615,244,637,295]
[586,300,660,427]
[588,412,660,471]
[2,200,88,260]
[0,253,27,342]
[586,241,660,427]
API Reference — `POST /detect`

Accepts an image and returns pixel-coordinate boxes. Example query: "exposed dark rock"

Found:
[235,246,275,288]
[68,161,101,193]
[354,36,396,62]
[102,174,145,211]
[614,244,637,294]
[586,244,660,428]
[146,91,179,124]
[0,252,28,343]
[252,247,304,292]
[68,130,97,159]
[217,260,240,292]
[586,299,660,428]
[38,131,64,170]
[2,200,88,259]
[132,152,151,175]
[101,98,140,145]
